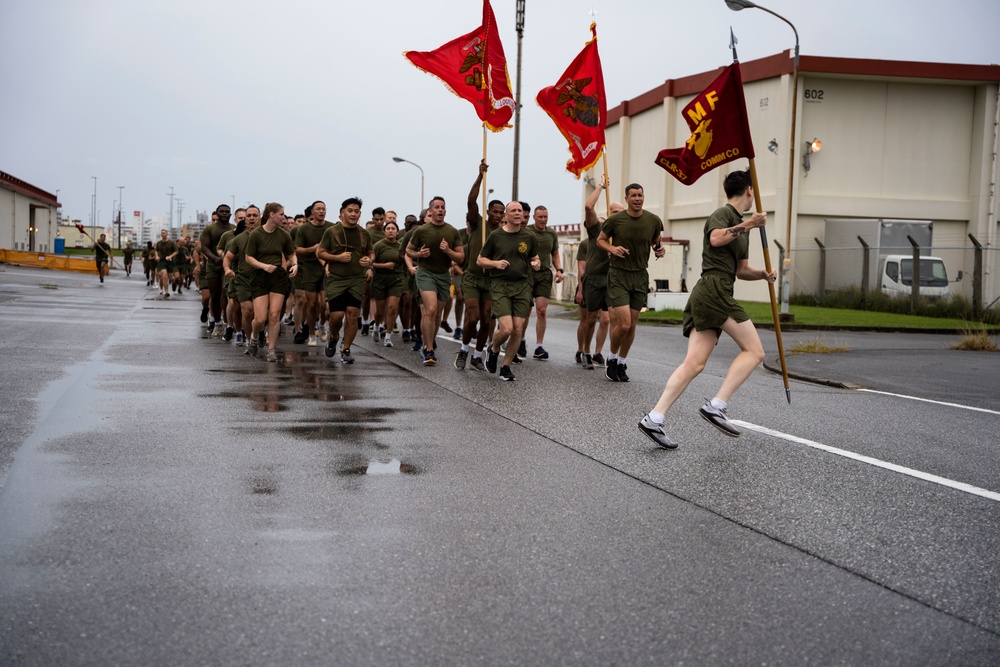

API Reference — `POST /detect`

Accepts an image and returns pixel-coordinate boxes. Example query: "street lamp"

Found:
[726,0,799,314]
[392,157,425,213]
[117,185,124,249]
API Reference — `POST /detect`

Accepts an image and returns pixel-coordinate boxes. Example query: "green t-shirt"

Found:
[465,215,500,276]
[576,238,589,263]
[155,239,178,261]
[479,227,538,282]
[245,225,295,268]
[200,222,233,259]
[217,230,235,258]
[600,209,663,272]
[701,204,748,277]
[123,247,135,261]
[529,226,559,271]
[319,223,373,278]
[175,244,192,266]
[227,232,254,277]
[95,242,111,261]
[585,220,610,276]
[367,226,386,247]
[295,221,333,266]
[408,222,463,274]
[373,239,404,275]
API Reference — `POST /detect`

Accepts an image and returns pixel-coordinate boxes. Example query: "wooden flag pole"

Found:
[601,151,611,216]
[747,158,791,403]
[482,125,488,245]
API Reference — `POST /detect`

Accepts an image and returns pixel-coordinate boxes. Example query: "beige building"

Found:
[591,52,1000,307]
[1,170,60,253]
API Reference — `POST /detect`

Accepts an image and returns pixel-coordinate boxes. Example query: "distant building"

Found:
[0,170,60,253]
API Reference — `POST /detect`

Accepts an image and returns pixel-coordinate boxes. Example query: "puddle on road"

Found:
[338,458,419,476]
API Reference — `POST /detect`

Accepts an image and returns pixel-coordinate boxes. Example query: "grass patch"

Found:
[641,301,989,331]
[788,339,850,355]
[950,330,998,352]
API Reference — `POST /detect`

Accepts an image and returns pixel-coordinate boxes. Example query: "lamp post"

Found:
[392,157,424,213]
[512,0,526,199]
[726,0,798,313]
[117,185,124,249]
[167,186,175,232]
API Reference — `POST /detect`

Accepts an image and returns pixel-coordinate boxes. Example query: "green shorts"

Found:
[324,273,366,304]
[250,267,291,299]
[461,271,492,302]
[583,273,608,312]
[156,260,174,273]
[607,268,649,312]
[225,274,238,299]
[371,272,404,300]
[296,262,325,292]
[489,279,532,319]
[415,268,451,302]
[682,271,749,338]
[530,269,553,299]
[198,270,209,291]
[234,274,253,303]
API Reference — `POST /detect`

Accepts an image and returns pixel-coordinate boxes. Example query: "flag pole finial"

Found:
[729,27,739,62]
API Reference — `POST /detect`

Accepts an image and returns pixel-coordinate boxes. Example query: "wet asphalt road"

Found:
[1,265,998,666]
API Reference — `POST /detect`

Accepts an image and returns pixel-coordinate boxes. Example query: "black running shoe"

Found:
[293,329,308,345]
[455,349,468,370]
[617,362,629,382]
[533,346,549,360]
[402,330,411,343]
[200,306,209,323]
[499,365,515,381]
[222,326,235,342]
[485,347,499,374]
[592,353,606,367]
[518,340,527,358]
[605,358,619,381]
[361,322,370,336]
[582,353,594,370]
[325,339,338,358]
[440,320,452,333]
[207,320,216,334]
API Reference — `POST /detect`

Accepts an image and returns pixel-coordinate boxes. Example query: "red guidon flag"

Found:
[655,62,755,185]
[404,0,515,132]
[536,23,606,178]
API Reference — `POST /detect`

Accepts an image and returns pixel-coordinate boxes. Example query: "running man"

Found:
[597,183,666,382]
[224,205,260,349]
[292,201,333,346]
[478,201,540,381]
[456,161,504,371]
[122,243,134,277]
[581,177,621,369]
[370,220,405,347]
[638,169,773,449]
[523,205,562,360]
[361,206,386,336]
[199,204,233,334]
[317,197,374,364]
[93,234,112,283]
[154,229,178,297]
[405,197,464,366]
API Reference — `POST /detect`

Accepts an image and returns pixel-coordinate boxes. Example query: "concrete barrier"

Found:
[0,249,98,274]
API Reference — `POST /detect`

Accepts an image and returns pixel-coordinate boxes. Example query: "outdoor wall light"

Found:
[802,138,822,174]
[767,138,778,154]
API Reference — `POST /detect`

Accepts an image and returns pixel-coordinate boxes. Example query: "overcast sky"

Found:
[2,0,998,230]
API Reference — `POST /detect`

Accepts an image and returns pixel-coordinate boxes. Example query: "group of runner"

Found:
[164,163,774,447]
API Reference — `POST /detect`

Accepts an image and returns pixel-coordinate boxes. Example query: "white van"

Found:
[879,254,950,298]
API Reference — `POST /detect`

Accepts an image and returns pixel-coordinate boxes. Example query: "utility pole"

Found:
[511,0,525,199]
[91,176,97,232]
[176,200,185,238]
[117,185,124,249]
[167,186,175,233]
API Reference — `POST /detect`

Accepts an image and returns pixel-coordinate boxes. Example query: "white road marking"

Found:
[731,420,1000,503]
[856,389,1000,416]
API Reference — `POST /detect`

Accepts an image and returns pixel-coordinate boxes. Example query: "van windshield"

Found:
[900,258,948,286]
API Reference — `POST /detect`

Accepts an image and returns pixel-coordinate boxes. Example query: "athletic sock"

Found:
[472,350,482,359]
[710,397,728,410]
[608,353,619,362]
[648,411,665,425]
[619,356,627,364]
[461,344,469,353]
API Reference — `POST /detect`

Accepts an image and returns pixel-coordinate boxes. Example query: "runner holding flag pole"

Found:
[76,222,122,271]
[638,31,790,450]
[404,0,516,246]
